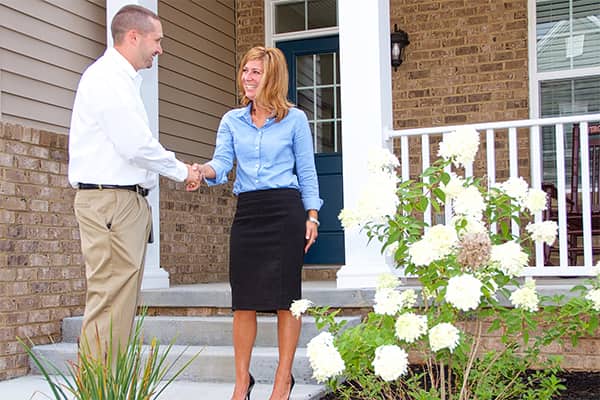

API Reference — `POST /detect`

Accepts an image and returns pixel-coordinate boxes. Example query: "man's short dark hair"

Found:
[111,4,159,44]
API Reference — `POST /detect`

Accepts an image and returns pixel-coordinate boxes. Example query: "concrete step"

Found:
[62,315,361,347]
[140,281,377,309]
[0,375,326,400]
[31,343,320,384]
[62,316,360,347]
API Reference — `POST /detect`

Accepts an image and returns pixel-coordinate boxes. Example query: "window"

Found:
[274,0,337,34]
[534,0,600,184]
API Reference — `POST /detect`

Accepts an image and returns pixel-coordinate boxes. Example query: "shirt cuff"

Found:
[174,161,189,182]
[303,197,323,212]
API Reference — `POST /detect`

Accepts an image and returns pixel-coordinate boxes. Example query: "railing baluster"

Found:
[486,128,497,234]
[401,136,409,182]
[555,124,569,269]
[422,134,431,227]
[509,127,519,237]
[529,125,544,268]
[579,122,593,269]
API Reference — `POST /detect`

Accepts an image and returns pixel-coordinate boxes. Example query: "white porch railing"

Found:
[386,113,600,277]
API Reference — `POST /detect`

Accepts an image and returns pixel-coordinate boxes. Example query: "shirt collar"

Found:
[237,102,276,128]
[105,47,142,84]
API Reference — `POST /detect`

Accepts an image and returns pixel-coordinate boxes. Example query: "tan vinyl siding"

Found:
[0,0,106,134]
[158,0,236,162]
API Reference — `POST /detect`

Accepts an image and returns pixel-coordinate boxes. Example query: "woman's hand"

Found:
[304,213,319,253]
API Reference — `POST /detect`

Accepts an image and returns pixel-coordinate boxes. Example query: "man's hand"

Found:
[184,163,201,191]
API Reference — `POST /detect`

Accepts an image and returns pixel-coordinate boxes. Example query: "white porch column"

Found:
[336,0,395,288]
[107,0,169,289]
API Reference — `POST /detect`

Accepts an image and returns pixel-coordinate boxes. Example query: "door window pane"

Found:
[296,55,314,87]
[315,53,334,85]
[308,0,337,29]
[536,0,600,72]
[316,88,334,119]
[297,89,315,119]
[316,122,335,153]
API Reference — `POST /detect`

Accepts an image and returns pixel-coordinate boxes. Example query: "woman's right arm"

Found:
[204,117,234,186]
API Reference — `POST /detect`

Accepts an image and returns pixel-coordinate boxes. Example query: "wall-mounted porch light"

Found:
[391,24,410,71]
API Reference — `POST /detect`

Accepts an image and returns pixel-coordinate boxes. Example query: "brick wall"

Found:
[390,0,530,181]
[236,0,265,62]
[159,177,236,284]
[0,122,85,380]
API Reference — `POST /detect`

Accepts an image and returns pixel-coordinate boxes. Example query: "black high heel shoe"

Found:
[245,373,255,400]
[287,375,295,400]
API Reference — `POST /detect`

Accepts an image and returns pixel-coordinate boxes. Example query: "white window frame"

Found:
[265,0,339,46]
[527,0,600,118]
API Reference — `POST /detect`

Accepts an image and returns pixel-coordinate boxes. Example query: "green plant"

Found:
[19,309,200,400]
[299,128,600,399]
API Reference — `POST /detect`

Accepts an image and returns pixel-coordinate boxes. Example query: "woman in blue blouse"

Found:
[198,46,322,400]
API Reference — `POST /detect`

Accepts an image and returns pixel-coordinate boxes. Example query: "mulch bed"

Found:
[319,372,600,399]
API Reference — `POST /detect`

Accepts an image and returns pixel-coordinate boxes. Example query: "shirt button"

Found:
[255,179,259,183]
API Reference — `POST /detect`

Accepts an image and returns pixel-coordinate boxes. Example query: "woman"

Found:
[198,46,322,400]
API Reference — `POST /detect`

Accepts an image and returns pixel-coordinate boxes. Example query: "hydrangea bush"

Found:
[292,128,600,399]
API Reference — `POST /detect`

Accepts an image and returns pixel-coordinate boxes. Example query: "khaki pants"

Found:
[74,189,151,363]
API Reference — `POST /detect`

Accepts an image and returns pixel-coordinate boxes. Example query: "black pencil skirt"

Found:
[229,188,306,312]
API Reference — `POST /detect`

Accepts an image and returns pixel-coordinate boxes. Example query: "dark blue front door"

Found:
[278,36,345,264]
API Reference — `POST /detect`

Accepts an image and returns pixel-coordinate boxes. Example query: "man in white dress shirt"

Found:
[68,4,200,362]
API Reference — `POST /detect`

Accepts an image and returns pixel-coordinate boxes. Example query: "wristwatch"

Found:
[308,216,320,227]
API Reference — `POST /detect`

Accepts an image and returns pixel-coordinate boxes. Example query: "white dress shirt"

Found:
[68,47,187,189]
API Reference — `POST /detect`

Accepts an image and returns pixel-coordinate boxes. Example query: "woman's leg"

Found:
[269,309,301,400]
[231,310,257,400]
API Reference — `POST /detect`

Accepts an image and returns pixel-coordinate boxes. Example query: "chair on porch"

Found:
[542,122,600,265]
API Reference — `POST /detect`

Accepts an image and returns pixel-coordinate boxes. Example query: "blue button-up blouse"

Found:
[206,104,323,211]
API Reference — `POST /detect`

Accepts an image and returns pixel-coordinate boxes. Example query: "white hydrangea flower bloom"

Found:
[453,186,485,218]
[445,274,483,311]
[585,288,600,312]
[395,312,427,343]
[376,272,400,290]
[526,221,558,246]
[338,172,398,228]
[429,322,460,352]
[367,147,400,174]
[399,289,418,309]
[438,126,480,168]
[338,208,361,229]
[498,177,529,206]
[490,241,528,277]
[306,332,345,383]
[409,239,438,266]
[290,299,313,319]
[355,172,399,224]
[372,345,409,381]
[440,172,466,199]
[451,215,487,236]
[510,278,539,312]
[524,188,547,214]
[374,288,403,316]
[423,224,459,260]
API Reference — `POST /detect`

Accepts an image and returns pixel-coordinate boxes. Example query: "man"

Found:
[68,4,200,361]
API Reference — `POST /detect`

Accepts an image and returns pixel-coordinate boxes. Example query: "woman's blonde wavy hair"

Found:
[238,46,293,122]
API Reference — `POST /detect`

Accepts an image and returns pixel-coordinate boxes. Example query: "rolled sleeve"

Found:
[205,117,235,186]
[293,112,323,211]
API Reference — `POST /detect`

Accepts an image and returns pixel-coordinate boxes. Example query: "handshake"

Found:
[184,163,211,192]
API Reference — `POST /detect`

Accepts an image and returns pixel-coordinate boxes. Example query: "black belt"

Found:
[78,183,149,197]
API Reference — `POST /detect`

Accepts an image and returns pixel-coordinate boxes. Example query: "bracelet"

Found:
[308,216,320,227]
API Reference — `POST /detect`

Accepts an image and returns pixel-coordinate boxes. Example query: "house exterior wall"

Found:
[0,0,237,379]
